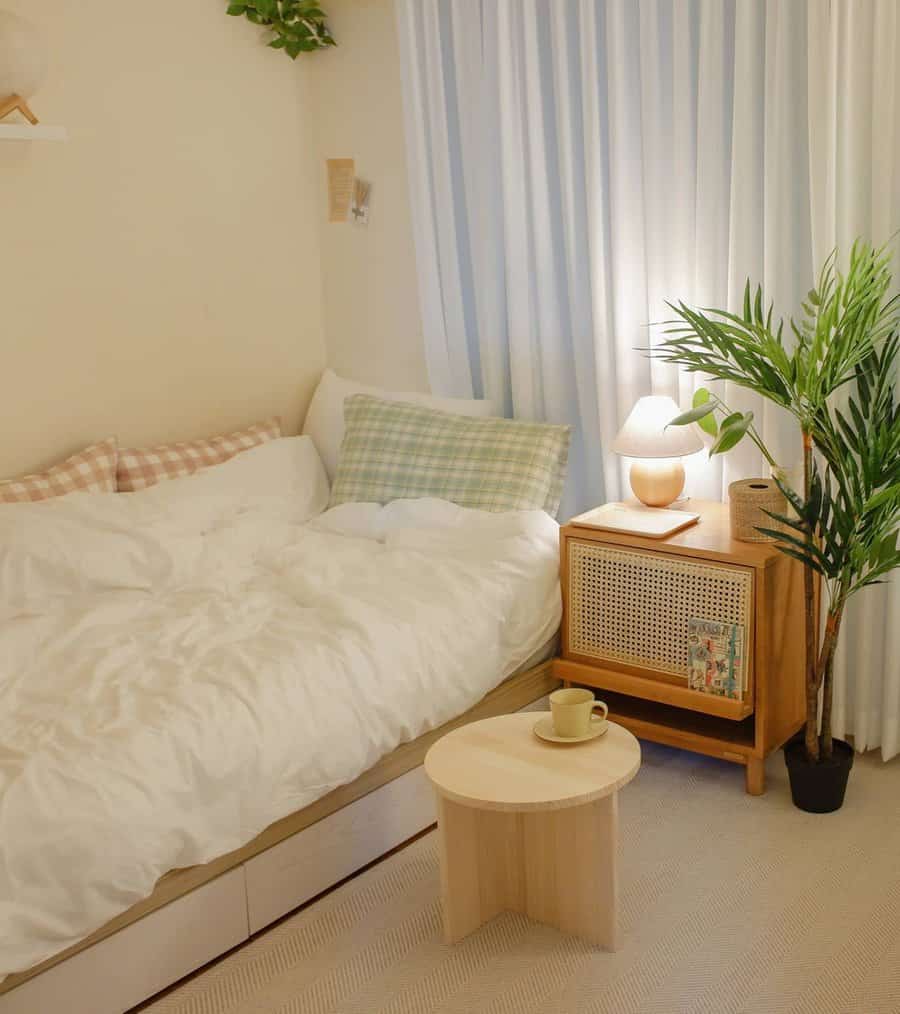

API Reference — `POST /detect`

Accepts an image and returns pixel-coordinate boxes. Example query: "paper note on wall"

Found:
[327,158,355,222]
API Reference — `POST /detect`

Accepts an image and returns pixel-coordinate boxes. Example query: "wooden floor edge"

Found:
[1,659,559,995]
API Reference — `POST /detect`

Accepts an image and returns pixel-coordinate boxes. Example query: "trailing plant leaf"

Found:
[691,387,719,435]
[667,401,716,428]
[226,0,336,57]
[709,411,752,456]
[664,386,783,467]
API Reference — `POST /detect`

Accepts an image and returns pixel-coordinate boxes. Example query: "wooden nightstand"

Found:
[553,500,806,794]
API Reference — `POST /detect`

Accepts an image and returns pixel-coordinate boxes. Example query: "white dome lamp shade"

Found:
[611,395,704,508]
[0,11,48,125]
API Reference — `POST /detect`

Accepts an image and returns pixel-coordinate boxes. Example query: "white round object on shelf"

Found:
[0,11,47,100]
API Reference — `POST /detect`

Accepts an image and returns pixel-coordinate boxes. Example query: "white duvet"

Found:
[0,437,561,976]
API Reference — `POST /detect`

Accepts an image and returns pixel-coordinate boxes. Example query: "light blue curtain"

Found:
[395,0,819,521]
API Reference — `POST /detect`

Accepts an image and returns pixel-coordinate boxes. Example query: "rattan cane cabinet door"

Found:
[566,539,754,683]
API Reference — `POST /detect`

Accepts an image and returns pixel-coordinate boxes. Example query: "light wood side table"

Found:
[424,712,641,950]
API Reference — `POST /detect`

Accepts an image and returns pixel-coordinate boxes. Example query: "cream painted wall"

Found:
[0,1,326,478]
[306,0,428,392]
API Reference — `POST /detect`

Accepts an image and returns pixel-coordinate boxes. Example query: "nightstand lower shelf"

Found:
[571,686,755,759]
[553,662,801,796]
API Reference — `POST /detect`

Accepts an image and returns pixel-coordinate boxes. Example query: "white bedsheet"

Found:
[0,438,560,976]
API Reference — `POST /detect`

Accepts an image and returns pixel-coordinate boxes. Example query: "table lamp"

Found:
[611,395,704,507]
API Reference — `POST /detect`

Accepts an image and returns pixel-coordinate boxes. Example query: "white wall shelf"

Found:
[0,123,68,141]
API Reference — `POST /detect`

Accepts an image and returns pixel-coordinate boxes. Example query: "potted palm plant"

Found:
[658,241,900,812]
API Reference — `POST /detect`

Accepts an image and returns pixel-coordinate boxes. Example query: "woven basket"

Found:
[728,478,786,543]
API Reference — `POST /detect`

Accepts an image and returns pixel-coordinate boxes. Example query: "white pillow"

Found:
[302,368,498,479]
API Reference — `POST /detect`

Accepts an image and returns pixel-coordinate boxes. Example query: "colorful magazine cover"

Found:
[687,617,745,699]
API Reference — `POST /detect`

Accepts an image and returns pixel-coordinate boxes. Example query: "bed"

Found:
[0,435,561,1013]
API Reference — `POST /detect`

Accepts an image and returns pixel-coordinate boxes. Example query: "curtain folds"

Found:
[806,0,900,760]
[395,0,900,759]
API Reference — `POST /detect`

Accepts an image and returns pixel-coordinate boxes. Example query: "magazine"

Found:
[687,617,745,700]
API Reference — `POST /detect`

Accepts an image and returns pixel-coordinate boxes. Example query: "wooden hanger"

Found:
[0,94,39,125]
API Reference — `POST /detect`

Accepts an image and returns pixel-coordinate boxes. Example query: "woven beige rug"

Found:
[142,743,900,1014]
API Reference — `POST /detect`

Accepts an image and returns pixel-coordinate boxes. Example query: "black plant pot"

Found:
[784,736,854,813]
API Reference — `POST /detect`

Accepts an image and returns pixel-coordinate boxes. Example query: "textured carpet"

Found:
[142,743,900,1014]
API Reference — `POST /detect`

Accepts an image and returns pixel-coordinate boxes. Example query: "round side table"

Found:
[424,712,641,950]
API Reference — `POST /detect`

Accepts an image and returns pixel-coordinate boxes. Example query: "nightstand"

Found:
[553,500,807,794]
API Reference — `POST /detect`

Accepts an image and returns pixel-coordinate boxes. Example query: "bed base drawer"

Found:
[0,868,247,1014]
[245,765,436,933]
[0,668,555,1014]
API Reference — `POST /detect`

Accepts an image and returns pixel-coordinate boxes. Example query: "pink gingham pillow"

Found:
[116,418,282,491]
[0,438,118,503]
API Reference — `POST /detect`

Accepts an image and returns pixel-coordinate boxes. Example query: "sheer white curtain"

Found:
[807,1,900,759]
[396,0,900,758]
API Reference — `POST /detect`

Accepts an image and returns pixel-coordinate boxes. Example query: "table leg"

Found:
[436,795,521,944]
[436,792,620,950]
[521,793,619,950]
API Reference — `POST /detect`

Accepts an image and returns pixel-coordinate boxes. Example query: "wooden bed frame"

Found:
[0,660,559,1014]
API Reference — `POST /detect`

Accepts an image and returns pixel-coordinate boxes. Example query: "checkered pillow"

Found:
[330,395,571,515]
[117,418,282,491]
[0,438,118,503]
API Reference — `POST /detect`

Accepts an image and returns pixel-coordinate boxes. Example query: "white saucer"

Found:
[533,715,609,745]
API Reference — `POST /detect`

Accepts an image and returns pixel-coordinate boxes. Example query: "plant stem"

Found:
[802,429,820,762]
[748,424,780,471]
[710,398,781,471]
[818,606,844,760]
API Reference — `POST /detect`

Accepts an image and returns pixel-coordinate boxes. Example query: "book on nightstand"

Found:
[687,617,745,699]
[569,502,700,539]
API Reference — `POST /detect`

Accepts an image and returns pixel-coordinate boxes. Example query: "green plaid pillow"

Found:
[329,395,571,515]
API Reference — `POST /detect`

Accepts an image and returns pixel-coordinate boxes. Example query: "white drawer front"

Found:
[0,868,248,1014]
[245,765,436,933]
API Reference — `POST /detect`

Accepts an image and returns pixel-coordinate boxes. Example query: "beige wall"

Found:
[0,1,326,478]
[306,0,428,393]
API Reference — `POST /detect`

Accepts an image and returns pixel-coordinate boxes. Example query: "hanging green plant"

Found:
[226,0,336,58]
